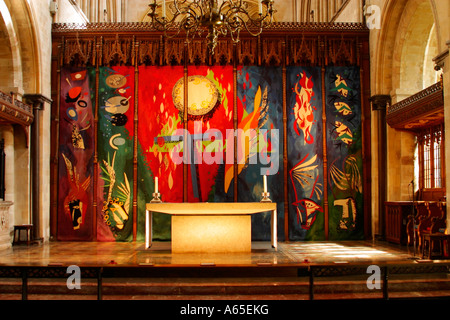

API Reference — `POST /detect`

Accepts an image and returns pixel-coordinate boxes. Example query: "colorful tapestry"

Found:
[56,65,365,242]
[325,66,364,240]
[287,67,325,241]
[96,67,135,241]
[187,66,234,203]
[138,66,184,240]
[237,66,284,241]
[57,67,96,240]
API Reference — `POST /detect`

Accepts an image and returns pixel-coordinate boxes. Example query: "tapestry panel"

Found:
[186,66,234,203]
[287,67,325,241]
[57,67,96,240]
[325,66,364,240]
[96,66,135,241]
[137,66,185,241]
[237,66,284,241]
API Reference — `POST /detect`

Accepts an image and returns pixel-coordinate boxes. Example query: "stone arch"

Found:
[391,0,438,102]
[10,0,41,94]
[0,0,43,232]
[0,1,23,95]
[371,0,442,236]
[374,0,439,99]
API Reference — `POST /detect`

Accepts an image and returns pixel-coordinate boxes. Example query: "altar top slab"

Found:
[146,202,277,215]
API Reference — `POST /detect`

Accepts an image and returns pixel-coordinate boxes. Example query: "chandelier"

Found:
[148,0,275,54]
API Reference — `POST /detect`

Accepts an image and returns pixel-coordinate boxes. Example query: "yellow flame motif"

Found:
[224,86,269,193]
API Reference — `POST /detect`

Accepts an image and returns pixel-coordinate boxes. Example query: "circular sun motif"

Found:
[172,75,220,117]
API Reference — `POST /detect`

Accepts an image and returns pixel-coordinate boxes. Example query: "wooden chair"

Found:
[421,202,448,259]
[422,233,450,259]
[417,202,445,248]
[407,202,429,247]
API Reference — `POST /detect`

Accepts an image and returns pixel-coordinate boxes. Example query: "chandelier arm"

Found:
[148,0,275,53]
[221,6,272,38]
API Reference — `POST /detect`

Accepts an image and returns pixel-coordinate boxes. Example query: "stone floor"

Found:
[0,240,449,302]
[0,240,420,267]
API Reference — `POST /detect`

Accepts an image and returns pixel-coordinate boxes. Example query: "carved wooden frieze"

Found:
[103,35,133,66]
[188,39,208,65]
[137,39,161,66]
[262,38,282,66]
[0,91,34,127]
[164,39,185,65]
[289,36,317,66]
[53,22,369,68]
[237,38,258,65]
[63,37,95,66]
[213,40,234,66]
[387,81,444,130]
[328,36,355,66]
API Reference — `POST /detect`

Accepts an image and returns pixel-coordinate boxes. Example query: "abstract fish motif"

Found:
[334,102,353,116]
[333,74,350,97]
[333,121,354,145]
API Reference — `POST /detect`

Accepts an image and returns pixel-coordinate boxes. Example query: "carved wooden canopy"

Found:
[0,91,34,127]
[387,81,444,131]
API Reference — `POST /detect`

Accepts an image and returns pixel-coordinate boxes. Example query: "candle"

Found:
[263,175,267,193]
[155,177,159,193]
[259,0,263,14]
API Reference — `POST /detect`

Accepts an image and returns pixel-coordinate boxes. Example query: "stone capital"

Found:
[23,94,53,111]
[370,95,391,111]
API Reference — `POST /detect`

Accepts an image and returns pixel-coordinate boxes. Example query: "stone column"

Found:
[370,95,391,240]
[434,42,450,233]
[23,94,52,242]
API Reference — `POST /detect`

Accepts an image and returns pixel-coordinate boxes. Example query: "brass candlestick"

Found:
[151,192,162,203]
[261,192,272,203]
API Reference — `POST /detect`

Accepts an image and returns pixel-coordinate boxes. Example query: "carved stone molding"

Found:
[23,94,53,111]
[433,43,449,71]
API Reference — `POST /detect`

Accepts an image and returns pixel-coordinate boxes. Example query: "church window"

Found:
[418,124,445,191]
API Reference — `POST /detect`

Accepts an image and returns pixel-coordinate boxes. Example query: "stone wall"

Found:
[369,0,450,236]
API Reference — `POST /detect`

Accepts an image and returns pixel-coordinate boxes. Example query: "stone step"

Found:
[0,273,449,300]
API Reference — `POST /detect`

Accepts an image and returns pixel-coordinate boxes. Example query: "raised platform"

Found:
[0,240,417,267]
[0,241,449,301]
